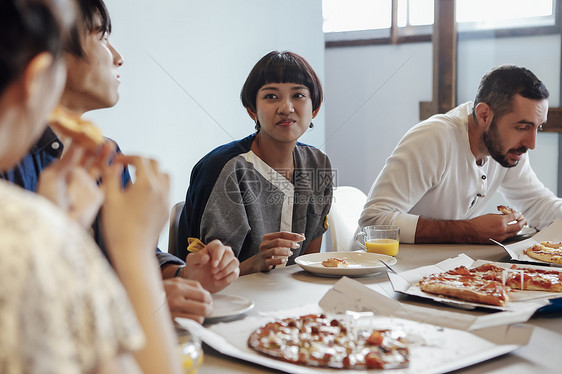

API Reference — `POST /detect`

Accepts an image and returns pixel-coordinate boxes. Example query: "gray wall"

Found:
[325,34,561,215]
[87,0,325,250]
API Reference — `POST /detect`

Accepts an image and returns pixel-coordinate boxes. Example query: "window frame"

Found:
[325,0,561,48]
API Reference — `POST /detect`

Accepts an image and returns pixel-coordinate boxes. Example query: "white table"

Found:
[198,244,562,373]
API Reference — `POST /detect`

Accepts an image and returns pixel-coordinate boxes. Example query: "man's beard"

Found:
[483,119,527,168]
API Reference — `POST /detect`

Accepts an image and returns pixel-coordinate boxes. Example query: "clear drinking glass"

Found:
[176,325,204,374]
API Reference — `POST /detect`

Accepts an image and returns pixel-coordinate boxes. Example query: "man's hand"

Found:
[416,212,527,244]
[163,278,213,324]
[468,212,527,243]
[183,240,240,294]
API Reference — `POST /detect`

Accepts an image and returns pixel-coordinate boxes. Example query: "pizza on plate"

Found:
[321,257,349,268]
[525,242,562,264]
[248,314,409,369]
[419,263,562,306]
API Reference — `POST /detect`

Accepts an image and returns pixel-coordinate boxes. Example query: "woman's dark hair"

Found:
[0,0,73,94]
[66,0,112,57]
[241,51,323,114]
[473,65,550,121]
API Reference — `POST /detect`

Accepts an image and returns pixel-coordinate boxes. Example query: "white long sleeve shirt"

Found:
[360,102,562,243]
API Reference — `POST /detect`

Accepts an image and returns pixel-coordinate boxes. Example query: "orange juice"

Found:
[365,239,399,256]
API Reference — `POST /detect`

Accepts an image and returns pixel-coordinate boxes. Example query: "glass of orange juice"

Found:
[356,225,400,256]
[176,325,204,374]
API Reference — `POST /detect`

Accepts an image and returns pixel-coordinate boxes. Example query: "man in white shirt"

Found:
[360,65,562,244]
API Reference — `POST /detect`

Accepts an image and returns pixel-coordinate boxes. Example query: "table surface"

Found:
[197,244,562,373]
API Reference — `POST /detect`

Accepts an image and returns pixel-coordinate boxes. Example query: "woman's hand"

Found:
[240,232,305,275]
[101,154,170,258]
[163,278,213,324]
[37,142,115,228]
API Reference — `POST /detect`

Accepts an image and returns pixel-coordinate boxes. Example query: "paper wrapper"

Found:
[501,219,562,266]
[177,280,533,373]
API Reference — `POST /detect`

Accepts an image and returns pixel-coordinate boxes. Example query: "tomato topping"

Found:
[367,331,384,346]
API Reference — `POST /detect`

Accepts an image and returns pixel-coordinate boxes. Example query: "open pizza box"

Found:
[499,218,562,266]
[177,277,533,374]
[387,253,558,322]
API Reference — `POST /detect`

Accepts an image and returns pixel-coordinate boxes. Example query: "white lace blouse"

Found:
[0,181,144,373]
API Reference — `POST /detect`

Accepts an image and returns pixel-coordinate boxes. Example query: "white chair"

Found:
[168,201,185,256]
[327,186,367,251]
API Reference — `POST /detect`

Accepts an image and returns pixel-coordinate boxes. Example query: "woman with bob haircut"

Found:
[0,0,180,372]
[178,51,333,275]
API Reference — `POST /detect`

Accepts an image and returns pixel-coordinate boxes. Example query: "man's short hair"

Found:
[240,51,323,114]
[66,0,111,57]
[473,65,550,120]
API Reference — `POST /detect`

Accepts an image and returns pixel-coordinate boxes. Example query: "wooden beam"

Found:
[420,0,456,120]
[435,0,456,114]
[544,108,562,133]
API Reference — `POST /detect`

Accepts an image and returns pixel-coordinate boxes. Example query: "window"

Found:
[324,0,557,46]
[456,0,555,31]
[323,0,391,32]
[397,0,433,27]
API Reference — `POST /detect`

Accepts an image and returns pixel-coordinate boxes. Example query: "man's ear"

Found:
[474,102,494,129]
[246,107,257,122]
[22,52,54,101]
[312,103,322,119]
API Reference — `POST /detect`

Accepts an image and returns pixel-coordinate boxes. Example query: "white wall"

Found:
[325,34,561,215]
[325,43,433,194]
[86,0,325,251]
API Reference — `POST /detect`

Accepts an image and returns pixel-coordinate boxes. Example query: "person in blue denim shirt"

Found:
[0,0,239,323]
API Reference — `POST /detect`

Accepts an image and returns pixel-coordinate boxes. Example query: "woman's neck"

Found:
[251,132,295,179]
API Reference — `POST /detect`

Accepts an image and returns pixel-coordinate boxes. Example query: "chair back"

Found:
[327,186,367,251]
[168,201,185,256]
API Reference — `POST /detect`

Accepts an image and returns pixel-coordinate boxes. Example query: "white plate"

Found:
[206,294,254,323]
[295,251,397,277]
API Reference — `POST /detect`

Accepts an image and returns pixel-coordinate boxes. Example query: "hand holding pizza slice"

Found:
[497,205,524,222]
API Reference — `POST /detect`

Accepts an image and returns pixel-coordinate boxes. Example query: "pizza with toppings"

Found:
[525,242,562,264]
[321,257,349,268]
[497,205,515,215]
[497,205,525,222]
[419,263,562,306]
[248,314,409,369]
[419,265,511,306]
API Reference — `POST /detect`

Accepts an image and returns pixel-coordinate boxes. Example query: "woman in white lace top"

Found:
[0,0,181,373]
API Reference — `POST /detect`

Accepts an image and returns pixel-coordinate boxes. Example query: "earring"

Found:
[255,120,261,131]
[309,122,314,128]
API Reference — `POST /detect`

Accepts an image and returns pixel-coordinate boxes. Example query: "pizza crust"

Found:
[525,243,562,265]
[420,263,562,305]
[497,205,515,215]
[419,266,510,306]
[48,107,104,150]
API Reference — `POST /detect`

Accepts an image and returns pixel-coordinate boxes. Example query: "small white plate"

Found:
[295,251,397,277]
[206,294,254,323]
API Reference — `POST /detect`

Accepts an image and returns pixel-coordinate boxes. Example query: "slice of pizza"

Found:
[419,265,510,306]
[468,263,562,293]
[496,204,526,222]
[525,242,562,265]
[497,205,515,214]
[48,106,104,150]
[321,257,349,268]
